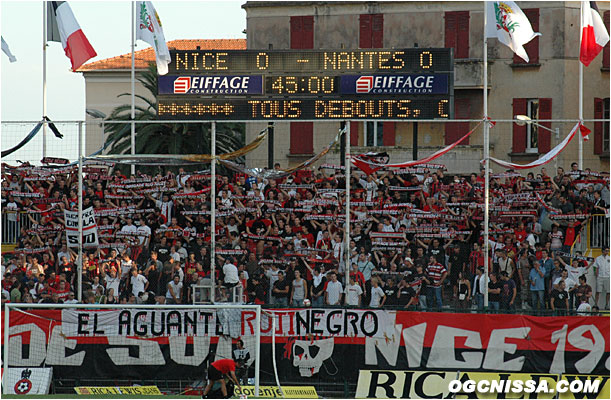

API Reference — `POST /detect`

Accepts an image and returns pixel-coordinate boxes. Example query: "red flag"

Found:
[580,1,610,66]
[48,1,97,70]
[351,157,381,175]
[579,123,592,141]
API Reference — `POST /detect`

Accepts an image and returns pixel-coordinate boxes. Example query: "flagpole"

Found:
[77,121,83,303]
[211,121,216,300]
[483,2,490,310]
[578,1,584,170]
[42,1,47,159]
[131,1,136,175]
[345,121,351,287]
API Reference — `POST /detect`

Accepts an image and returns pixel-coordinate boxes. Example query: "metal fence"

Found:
[1,211,40,245]
[590,214,610,248]
[0,119,607,170]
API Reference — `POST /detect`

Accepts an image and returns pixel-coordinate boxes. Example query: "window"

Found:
[350,121,359,146]
[364,122,395,146]
[604,99,610,153]
[525,99,539,152]
[290,16,314,154]
[360,14,383,49]
[365,122,383,146]
[594,97,610,155]
[290,122,314,155]
[290,16,314,49]
[513,9,539,65]
[512,98,552,154]
[444,11,470,59]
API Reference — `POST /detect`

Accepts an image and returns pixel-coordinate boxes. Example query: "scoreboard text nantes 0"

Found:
[157,49,454,120]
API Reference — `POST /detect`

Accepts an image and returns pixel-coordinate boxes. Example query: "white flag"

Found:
[1,36,17,62]
[136,1,171,75]
[486,1,541,63]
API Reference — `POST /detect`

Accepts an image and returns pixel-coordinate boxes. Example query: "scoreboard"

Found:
[157,49,454,120]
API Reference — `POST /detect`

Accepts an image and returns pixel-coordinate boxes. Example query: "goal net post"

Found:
[2,303,262,396]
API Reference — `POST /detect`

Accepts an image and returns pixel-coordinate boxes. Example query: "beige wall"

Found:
[82,71,149,155]
[243,1,610,173]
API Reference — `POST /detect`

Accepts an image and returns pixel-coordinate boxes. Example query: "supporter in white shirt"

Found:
[176,241,188,262]
[325,272,343,305]
[64,292,79,304]
[136,219,151,247]
[130,268,149,297]
[169,247,181,263]
[381,218,395,232]
[594,246,610,309]
[369,278,386,308]
[553,269,577,293]
[104,269,121,296]
[223,258,240,286]
[358,175,378,201]
[120,254,133,278]
[576,297,592,315]
[344,277,363,306]
[121,217,138,234]
[166,274,183,304]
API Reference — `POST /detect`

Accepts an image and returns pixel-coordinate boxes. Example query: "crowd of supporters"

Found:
[1,159,610,314]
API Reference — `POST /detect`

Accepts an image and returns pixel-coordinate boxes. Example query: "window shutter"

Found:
[512,98,528,153]
[372,14,384,48]
[603,11,610,69]
[291,16,314,49]
[382,122,396,146]
[350,121,360,146]
[513,9,539,64]
[290,16,303,49]
[444,12,457,54]
[445,98,470,145]
[302,16,314,49]
[538,98,552,153]
[594,97,604,155]
[456,11,470,59]
[290,122,314,154]
[359,14,372,49]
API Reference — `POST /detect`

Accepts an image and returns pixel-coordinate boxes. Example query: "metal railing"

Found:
[192,281,244,304]
[571,218,589,255]
[1,211,41,245]
[590,214,609,249]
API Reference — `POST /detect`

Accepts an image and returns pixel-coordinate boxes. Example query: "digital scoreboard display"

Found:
[157,97,450,120]
[168,49,453,74]
[157,49,454,120]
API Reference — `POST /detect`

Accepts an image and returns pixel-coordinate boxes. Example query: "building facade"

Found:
[241,1,610,173]
[76,2,609,173]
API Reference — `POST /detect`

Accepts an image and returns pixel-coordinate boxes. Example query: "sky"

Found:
[0,1,245,162]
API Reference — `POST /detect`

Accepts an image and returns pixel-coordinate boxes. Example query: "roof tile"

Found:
[76,39,246,72]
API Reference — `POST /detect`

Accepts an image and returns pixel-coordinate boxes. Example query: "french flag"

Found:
[48,1,97,70]
[580,1,609,66]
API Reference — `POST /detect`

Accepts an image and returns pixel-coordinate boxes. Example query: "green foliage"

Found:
[103,64,245,174]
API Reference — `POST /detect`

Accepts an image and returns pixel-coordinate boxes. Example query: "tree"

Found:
[103,64,244,173]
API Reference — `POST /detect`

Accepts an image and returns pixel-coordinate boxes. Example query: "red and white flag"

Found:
[580,1,609,66]
[47,1,97,70]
